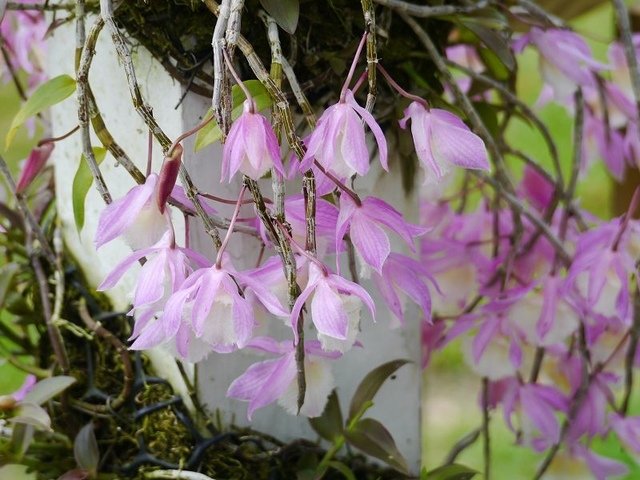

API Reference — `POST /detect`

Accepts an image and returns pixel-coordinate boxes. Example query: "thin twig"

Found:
[481,377,491,479]
[533,326,591,479]
[613,0,640,139]
[0,154,56,265]
[6,2,75,10]
[27,227,70,374]
[76,299,133,411]
[475,171,571,266]
[444,427,481,465]
[372,0,489,18]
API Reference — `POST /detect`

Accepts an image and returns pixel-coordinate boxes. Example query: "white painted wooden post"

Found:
[46,16,422,473]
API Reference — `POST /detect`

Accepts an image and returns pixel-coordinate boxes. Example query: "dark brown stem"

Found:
[76,299,133,411]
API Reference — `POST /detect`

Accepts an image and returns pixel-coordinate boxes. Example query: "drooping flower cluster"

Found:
[93,32,490,425]
[420,26,640,476]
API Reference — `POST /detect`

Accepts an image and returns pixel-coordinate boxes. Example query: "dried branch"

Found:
[0,154,56,265]
[361,0,378,113]
[211,0,231,134]
[372,0,489,17]
[77,0,112,206]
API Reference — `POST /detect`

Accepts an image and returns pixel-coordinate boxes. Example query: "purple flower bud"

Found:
[16,142,54,193]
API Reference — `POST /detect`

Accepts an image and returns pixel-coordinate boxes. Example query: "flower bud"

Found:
[156,144,183,214]
[16,142,54,194]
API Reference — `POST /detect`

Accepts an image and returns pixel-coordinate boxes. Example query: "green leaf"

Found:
[344,418,409,474]
[0,464,37,480]
[327,461,357,480]
[10,423,35,458]
[10,402,51,431]
[309,389,344,442]
[74,423,99,474]
[424,464,478,480]
[348,359,410,421]
[459,20,515,72]
[259,0,300,34]
[473,102,499,138]
[0,262,20,309]
[6,74,76,148]
[194,80,272,152]
[72,147,107,232]
[23,375,76,405]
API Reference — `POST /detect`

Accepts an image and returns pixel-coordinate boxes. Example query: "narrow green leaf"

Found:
[344,418,409,474]
[259,0,300,34]
[309,389,344,442]
[72,147,107,232]
[10,423,35,458]
[0,464,37,480]
[327,461,357,480]
[6,74,76,148]
[348,359,410,421]
[459,20,515,72]
[425,464,478,480]
[74,423,99,474]
[0,262,20,309]
[23,375,76,405]
[194,80,273,152]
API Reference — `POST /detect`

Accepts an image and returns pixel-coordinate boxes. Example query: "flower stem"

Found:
[216,184,247,268]
[37,125,80,147]
[612,186,640,251]
[377,63,428,108]
[222,47,255,112]
[339,32,368,102]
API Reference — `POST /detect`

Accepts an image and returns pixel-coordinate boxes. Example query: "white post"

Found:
[46,16,422,473]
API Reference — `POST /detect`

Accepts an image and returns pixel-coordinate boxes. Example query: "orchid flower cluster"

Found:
[6,1,640,477]
[419,29,640,478]
[93,33,489,424]
[0,1,47,91]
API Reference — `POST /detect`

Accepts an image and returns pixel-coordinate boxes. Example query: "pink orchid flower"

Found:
[498,378,568,452]
[372,253,435,326]
[300,89,388,178]
[130,255,287,361]
[610,414,640,454]
[291,262,375,352]
[0,6,47,89]
[221,99,284,181]
[571,444,629,480]
[514,27,607,105]
[95,174,172,250]
[97,231,210,342]
[336,195,427,274]
[568,222,635,322]
[227,337,340,420]
[399,102,489,183]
